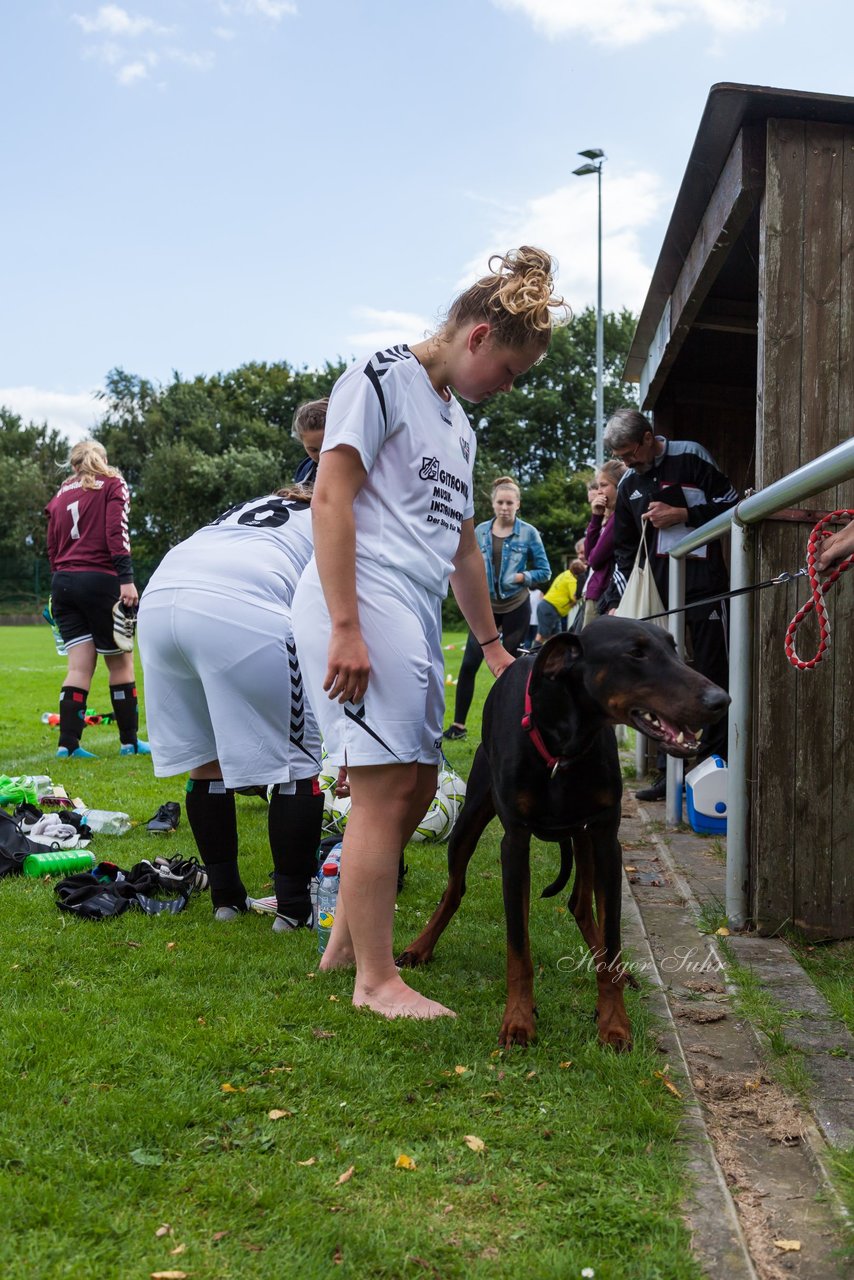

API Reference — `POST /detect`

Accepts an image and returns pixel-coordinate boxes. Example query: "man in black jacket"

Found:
[603,408,738,797]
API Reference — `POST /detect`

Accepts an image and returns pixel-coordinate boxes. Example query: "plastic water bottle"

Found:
[23,850,95,877]
[316,844,342,955]
[72,809,132,836]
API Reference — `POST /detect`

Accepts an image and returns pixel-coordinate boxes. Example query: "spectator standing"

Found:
[582,459,627,626]
[442,476,550,741]
[535,566,579,642]
[44,440,149,759]
[603,408,738,797]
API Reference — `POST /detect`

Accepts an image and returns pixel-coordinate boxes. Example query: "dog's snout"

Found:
[703,687,731,720]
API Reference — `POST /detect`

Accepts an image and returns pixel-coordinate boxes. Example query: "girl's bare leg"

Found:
[321,762,454,1019]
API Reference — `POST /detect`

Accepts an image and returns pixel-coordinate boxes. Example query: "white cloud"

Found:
[213,26,237,39]
[345,308,434,355]
[0,388,105,444]
[457,170,669,318]
[492,0,777,47]
[73,4,172,38]
[165,48,215,71]
[116,59,149,85]
[218,0,298,19]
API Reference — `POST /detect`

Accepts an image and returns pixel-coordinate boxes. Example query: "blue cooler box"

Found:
[684,755,727,835]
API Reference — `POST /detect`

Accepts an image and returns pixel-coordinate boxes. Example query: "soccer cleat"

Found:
[120,740,151,756]
[441,724,467,742]
[111,600,138,652]
[146,802,181,834]
[14,802,44,832]
[56,746,97,760]
[272,911,313,933]
[636,772,667,802]
[249,895,278,915]
[152,854,209,893]
[213,897,251,923]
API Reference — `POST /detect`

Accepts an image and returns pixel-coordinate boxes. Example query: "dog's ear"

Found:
[536,631,584,680]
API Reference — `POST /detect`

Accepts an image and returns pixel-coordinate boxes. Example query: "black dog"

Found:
[398,617,730,1051]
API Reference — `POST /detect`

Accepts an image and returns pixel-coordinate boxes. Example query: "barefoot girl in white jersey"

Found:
[292,247,565,1020]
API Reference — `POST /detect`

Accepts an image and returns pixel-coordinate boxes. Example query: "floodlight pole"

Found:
[573,150,606,467]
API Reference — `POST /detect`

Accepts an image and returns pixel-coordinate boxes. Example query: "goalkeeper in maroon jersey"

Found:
[44,439,149,759]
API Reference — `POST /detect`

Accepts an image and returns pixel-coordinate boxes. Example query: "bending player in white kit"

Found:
[293,247,566,1019]
[137,481,323,933]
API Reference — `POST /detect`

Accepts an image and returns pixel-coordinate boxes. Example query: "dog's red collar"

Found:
[521,669,571,778]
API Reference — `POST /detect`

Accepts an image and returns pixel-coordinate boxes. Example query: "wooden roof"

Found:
[625,82,854,384]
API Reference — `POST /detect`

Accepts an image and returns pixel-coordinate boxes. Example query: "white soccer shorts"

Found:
[292,559,445,770]
[138,587,320,789]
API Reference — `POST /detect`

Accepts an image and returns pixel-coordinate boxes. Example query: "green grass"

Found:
[0,626,705,1279]
[720,945,813,1099]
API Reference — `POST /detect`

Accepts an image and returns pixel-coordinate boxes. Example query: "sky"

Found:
[2,0,852,442]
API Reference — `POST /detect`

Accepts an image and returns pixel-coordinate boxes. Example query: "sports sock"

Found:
[185,778,245,908]
[58,686,88,751]
[109,682,139,746]
[268,778,324,918]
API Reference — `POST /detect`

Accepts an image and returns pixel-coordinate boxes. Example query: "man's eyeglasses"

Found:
[610,434,649,464]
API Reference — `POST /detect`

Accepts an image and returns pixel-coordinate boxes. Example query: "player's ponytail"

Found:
[69,440,121,490]
[443,247,568,352]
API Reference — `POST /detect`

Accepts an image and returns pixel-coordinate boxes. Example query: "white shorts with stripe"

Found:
[137,587,320,789]
[292,559,445,770]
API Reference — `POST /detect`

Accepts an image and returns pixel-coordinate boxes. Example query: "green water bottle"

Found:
[23,850,96,877]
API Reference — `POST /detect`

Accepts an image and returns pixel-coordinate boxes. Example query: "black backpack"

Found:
[0,809,39,878]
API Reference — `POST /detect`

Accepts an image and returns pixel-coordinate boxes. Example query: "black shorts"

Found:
[51,571,122,655]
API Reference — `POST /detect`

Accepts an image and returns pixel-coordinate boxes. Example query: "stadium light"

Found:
[573,149,606,466]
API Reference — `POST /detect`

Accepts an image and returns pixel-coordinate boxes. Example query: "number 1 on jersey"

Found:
[68,500,81,540]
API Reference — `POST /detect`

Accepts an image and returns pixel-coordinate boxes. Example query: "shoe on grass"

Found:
[152,854,208,893]
[442,724,467,742]
[146,802,180,834]
[56,746,97,759]
[249,894,278,915]
[120,740,151,756]
[272,910,313,933]
[214,897,251,923]
[636,772,666,802]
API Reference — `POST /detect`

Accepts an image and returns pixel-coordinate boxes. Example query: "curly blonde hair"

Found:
[444,246,568,352]
[69,440,121,490]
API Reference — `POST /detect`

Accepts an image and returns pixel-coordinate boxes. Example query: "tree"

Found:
[94,359,346,561]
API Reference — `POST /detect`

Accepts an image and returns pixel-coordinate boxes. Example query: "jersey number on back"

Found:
[67,500,81,541]
[210,497,308,529]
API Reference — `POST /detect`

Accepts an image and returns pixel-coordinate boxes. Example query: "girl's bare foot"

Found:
[353,974,456,1020]
[318,945,355,972]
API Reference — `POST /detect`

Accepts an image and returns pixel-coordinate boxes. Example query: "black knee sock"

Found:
[58,686,88,751]
[268,779,324,917]
[185,779,245,908]
[110,682,138,746]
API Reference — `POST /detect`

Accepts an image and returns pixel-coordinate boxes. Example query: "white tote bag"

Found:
[614,522,668,627]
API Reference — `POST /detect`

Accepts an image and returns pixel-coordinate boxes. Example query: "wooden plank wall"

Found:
[755,118,854,938]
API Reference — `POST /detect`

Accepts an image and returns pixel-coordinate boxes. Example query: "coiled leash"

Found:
[784,509,854,670]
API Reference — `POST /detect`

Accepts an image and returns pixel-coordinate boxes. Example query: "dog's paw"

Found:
[499,1009,537,1048]
[395,946,428,969]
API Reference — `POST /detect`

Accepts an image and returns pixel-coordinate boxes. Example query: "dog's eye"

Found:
[629,644,647,661]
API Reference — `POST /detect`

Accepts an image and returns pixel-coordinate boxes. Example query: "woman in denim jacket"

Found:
[443,477,550,740]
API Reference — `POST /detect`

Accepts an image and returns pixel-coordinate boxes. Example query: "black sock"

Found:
[59,686,88,751]
[185,779,245,908]
[268,779,324,917]
[110,682,138,746]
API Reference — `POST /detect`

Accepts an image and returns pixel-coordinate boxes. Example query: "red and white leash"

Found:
[785,510,854,670]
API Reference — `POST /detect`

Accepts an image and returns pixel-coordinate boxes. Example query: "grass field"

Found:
[0,625,704,1280]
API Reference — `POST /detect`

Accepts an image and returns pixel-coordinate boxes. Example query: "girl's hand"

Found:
[591,495,607,517]
[482,638,514,678]
[334,767,350,798]
[120,583,139,607]
[324,624,371,704]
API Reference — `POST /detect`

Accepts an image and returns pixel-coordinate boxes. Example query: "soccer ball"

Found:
[438,766,466,813]
[318,747,338,796]
[411,794,453,843]
[321,788,339,837]
[327,793,351,837]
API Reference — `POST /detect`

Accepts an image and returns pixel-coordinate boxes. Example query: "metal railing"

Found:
[663,436,854,928]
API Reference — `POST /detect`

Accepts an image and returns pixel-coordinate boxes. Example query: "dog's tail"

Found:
[540,841,574,898]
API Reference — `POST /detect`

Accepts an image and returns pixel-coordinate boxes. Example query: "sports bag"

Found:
[614,521,667,628]
[0,808,40,877]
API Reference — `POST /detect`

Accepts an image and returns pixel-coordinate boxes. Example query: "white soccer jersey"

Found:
[145,495,314,610]
[322,346,477,598]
